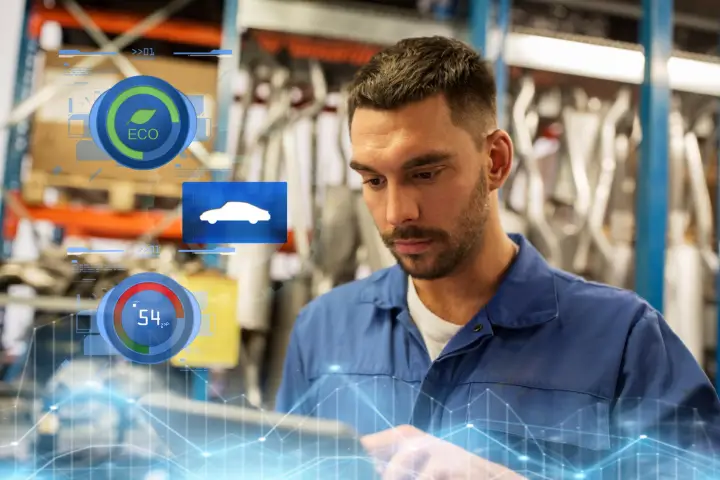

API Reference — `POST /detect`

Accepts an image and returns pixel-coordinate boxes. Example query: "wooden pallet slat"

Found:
[22,171,183,212]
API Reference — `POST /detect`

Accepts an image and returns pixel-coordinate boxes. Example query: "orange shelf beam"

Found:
[29,3,222,47]
[4,196,300,253]
[251,30,382,66]
[5,200,182,240]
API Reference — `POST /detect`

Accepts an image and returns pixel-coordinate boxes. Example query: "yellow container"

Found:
[171,272,240,369]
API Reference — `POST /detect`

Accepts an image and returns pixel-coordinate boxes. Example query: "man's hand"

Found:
[361,424,526,479]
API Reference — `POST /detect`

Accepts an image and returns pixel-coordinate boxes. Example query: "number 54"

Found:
[138,309,160,325]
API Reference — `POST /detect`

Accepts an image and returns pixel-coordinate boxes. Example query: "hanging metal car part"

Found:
[551,93,602,271]
[572,88,632,274]
[313,83,361,294]
[511,76,561,266]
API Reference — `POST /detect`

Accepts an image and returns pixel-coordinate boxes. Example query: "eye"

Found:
[363,177,386,189]
[413,170,440,181]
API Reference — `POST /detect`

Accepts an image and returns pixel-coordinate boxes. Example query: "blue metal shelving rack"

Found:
[193,0,240,401]
[0,0,241,399]
[469,0,511,129]
[0,0,35,384]
[493,0,511,130]
[716,36,720,390]
[468,0,676,319]
[470,0,491,55]
[1,0,35,257]
[635,0,672,314]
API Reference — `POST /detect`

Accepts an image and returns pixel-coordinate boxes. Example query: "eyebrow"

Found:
[349,152,453,174]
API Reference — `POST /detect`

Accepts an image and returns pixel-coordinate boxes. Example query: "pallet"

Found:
[22,170,182,212]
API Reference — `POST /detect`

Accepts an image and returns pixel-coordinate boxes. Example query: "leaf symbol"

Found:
[128,109,156,125]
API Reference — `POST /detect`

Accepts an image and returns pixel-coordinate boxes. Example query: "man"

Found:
[277,36,720,479]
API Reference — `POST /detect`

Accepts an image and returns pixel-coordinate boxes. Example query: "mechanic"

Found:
[276,36,720,479]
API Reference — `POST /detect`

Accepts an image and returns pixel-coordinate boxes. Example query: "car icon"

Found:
[200,201,271,225]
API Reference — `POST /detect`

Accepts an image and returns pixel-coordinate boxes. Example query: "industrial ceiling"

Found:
[51,0,720,55]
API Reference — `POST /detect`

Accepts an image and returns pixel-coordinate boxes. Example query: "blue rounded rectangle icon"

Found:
[182,182,288,244]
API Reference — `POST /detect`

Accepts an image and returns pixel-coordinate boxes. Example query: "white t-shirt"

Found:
[407,277,463,361]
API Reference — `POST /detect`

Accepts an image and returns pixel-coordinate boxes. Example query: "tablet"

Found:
[137,393,378,480]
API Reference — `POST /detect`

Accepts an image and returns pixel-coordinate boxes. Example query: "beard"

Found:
[381,172,490,280]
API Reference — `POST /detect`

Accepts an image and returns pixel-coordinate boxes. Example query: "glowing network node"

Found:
[466,423,474,428]
[328,364,341,372]
[517,455,529,462]
[202,452,211,458]
[143,470,170,480]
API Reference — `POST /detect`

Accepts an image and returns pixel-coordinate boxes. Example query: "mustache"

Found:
[381,225,448,246]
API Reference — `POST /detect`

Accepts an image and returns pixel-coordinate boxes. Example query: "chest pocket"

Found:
[440,383,612,472]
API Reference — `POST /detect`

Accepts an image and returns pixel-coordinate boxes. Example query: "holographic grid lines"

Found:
[5,321,720,480]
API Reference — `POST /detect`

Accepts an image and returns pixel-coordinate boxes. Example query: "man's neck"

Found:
[411,222,518,326]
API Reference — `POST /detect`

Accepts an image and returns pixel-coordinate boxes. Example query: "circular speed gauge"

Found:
[97,272,201,364]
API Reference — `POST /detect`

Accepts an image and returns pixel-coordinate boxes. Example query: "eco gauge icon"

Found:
[90,76,197,170]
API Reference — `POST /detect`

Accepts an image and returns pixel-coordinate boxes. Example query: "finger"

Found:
[383,442,431,480]
[415,457,451,480]
[416,455,494,480]
[361,425,424,461]
[418,454,525,480]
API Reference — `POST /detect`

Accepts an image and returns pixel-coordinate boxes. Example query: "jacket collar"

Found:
[359,234,559,328]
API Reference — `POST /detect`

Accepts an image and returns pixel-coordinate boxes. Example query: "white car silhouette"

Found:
[200,201,271,225]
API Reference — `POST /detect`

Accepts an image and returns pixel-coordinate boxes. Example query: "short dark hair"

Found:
[348,36,497,134]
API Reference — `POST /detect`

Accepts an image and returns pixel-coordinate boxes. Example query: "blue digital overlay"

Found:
[75,88,208,163]
[182,182,288,244]
[96,272,201,364]
[88,75,196,170]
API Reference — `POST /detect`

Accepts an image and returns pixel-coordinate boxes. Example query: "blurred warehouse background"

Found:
[0,0,717,476]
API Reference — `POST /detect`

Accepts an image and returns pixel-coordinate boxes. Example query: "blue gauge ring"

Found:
[97,272,201,364]
[89,75,196,171]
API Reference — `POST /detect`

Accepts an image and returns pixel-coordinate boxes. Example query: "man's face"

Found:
[349,95,492,280]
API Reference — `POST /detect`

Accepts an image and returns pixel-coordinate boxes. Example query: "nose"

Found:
[385,184,419,226]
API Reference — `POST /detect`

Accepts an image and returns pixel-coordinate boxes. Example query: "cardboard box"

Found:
[29,48,217,184]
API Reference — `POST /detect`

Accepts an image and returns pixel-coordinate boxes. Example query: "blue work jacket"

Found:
[276,234,720,478]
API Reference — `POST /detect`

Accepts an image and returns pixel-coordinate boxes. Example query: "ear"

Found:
[486,129,513,191]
